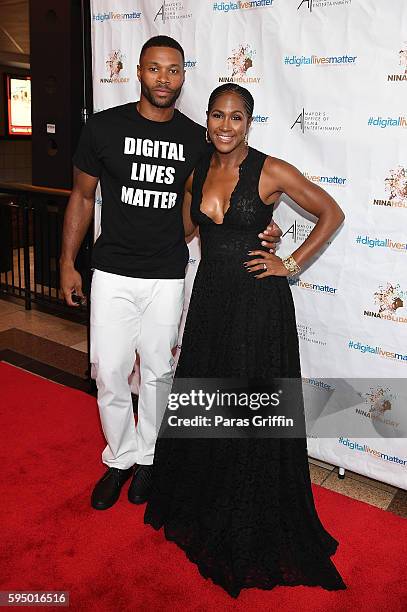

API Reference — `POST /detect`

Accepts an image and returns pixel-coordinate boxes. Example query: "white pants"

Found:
[90,269,184,468]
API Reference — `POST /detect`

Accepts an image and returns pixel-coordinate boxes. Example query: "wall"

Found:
[0,64,32,183]
[90,0,407,490]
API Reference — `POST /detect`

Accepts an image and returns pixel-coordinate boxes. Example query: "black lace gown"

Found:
[144,147,347,598]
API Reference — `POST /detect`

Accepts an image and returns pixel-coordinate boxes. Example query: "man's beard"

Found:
[141,82,182,109]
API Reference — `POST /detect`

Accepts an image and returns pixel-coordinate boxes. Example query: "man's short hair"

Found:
[139,36,185,63]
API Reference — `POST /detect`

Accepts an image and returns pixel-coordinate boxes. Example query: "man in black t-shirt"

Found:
[60,36,280,511]
[71,80,206,279]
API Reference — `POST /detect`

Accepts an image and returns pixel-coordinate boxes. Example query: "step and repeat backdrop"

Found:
[89,0,407,489]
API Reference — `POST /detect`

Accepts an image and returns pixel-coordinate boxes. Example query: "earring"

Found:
[244,133,249,146]
[205,129,211,143]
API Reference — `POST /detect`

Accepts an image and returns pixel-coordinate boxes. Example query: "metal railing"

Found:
[0,182,91,323]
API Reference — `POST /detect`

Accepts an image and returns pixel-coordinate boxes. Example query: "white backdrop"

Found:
[89,0,407,490]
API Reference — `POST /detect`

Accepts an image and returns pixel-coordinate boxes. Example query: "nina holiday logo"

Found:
[100,50,129,84]
[107,51,123,79]
[374,284,405,314]
[400,42,407,73]
[364,387,394,416]
[386,166,407,201]
[363,283,407,324]
[354,386,400,430]
[218,44,260,84]
[228,44,255,77]
[387,41,407,82]
[372,166,407,210]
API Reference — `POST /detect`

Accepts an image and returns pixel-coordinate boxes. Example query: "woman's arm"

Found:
[246,157,345,278]
[183,171,197,238]
[269,157,345,266]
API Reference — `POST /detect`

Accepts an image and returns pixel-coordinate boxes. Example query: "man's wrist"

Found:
[59,256,75,268]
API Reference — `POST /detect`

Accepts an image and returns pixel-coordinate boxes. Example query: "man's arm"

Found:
[259,221,282,253]
[182,171,197,238]
[59,167,98,306]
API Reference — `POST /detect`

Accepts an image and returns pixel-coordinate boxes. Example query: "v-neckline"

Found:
[199,147,251,226]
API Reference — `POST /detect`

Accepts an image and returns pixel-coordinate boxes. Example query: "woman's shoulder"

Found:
[257,152,296,178]
[258,153,305,193]
[248,147,281,167]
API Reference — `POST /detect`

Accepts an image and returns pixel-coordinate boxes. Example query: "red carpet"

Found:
[0,361,406,611]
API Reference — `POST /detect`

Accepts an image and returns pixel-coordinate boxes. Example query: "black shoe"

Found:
[91,466,134,510]
[128,464,153,505]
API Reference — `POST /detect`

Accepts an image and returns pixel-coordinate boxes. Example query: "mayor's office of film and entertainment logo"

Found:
[372,165,407,210]
[364,283,407,324]
[297,323,327,347]
[100,50,130,84]
[283,218,314,244]
[283,218,333,246]
[387,41,407,82]
[154,1,192,22]
[291,108,342,133]
[297,0,352,12]
[355,386,400,430]
[218,44,260,84]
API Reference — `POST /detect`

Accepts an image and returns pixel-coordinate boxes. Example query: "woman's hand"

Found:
[243,250,289,279]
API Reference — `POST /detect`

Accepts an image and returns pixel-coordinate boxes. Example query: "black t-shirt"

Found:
[72,102,206,278]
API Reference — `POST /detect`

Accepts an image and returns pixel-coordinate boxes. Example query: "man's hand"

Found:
[258,220,282,253]
[60,261,86,307]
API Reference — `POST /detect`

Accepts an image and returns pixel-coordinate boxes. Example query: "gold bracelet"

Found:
[282,255,301,276]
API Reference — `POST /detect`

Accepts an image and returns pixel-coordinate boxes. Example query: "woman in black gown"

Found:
[144,84,346,598]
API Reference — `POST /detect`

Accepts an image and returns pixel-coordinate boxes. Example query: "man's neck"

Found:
[136,98,175,122]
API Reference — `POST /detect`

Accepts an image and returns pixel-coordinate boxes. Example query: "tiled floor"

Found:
[0,296,406,519]
[0,298,89,389]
